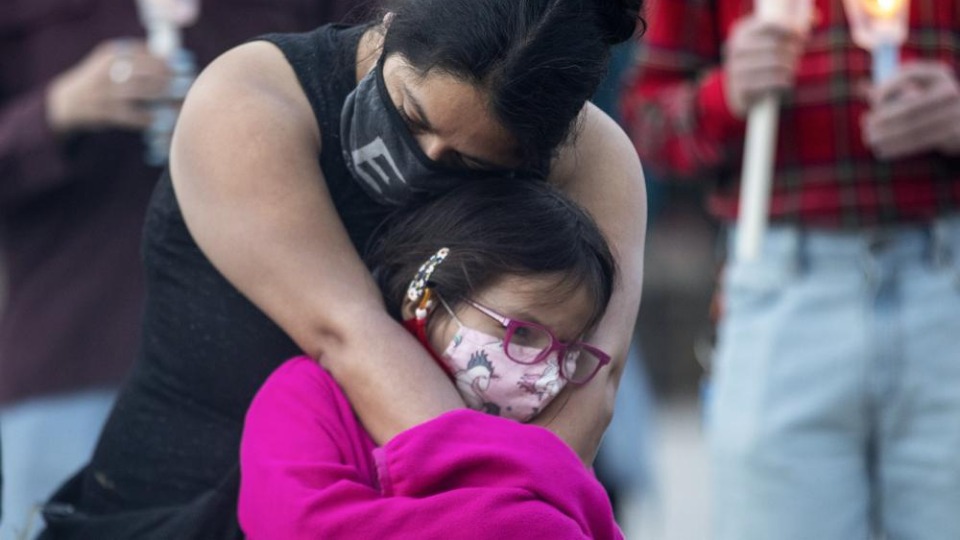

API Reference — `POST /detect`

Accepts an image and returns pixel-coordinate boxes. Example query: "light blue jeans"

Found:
[709,215,960,540]
[0,388,116,540]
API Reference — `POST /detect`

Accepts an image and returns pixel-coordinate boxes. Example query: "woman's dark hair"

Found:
[366,178,617,332]
[380,0,646,167]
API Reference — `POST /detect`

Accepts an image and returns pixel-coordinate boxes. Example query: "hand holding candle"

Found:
[723,16,806,118]
[734,0,813,262]
[862,61,960,159]
[841,0,955,161]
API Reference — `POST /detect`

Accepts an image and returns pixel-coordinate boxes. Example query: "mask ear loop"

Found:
[434,293,465,327]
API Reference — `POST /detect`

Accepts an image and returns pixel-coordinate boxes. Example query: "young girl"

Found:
[239,179,622,539]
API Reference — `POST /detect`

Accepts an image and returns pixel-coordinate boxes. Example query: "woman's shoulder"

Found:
[255,24,365,98]
[184,40,317,137]
[177,24,363,156]
[190,24,362,112]
[550,103,644,196]
[255,24,365,68]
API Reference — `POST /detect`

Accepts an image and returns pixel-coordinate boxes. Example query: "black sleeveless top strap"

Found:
[61,24,393,524]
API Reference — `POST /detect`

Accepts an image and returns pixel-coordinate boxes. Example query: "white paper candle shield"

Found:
[136,0,202,57]
[136,0,201,27]
[842,0,909,83]
[842,0,909,50]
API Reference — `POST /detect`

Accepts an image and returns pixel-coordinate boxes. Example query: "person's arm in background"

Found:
[239,359,622,540]
[619,2,804,180]
[0,40,169,207]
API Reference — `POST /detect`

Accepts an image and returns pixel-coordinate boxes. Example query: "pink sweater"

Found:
[239,356,623,539]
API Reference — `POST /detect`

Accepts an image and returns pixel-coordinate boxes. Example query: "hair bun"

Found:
[594,0,644,44]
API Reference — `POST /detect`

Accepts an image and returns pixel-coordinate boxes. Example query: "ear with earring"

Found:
[415,288,436,321]
[406,247,450,321]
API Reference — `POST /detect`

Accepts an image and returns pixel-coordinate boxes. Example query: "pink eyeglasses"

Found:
[440,294,611,385]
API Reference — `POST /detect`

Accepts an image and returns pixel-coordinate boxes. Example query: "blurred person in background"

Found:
[621,1,960,539]
[0,1,367,538]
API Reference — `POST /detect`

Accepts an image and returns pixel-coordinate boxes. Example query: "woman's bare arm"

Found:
[169,41,464,442]
[536,103,647,465]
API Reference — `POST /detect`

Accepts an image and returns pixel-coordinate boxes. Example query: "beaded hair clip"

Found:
[406,247,450,304]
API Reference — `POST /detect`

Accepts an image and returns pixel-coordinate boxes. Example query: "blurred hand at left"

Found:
[46,39,173,135]
[862,61,960,160]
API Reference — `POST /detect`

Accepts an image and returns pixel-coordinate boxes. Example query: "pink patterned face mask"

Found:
[401,248,575,422]
[439,321,566,423]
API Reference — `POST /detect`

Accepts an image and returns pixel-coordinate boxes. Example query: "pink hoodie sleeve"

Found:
[239,357,623,540]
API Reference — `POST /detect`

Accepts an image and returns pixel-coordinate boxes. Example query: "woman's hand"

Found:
[169,41,464,443]
[536,103,647,465]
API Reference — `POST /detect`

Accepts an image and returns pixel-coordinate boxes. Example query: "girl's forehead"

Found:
[473,274,596,338]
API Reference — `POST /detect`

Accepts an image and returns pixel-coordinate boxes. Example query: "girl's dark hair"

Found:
[381,0,646,167]
[366,179,617,331]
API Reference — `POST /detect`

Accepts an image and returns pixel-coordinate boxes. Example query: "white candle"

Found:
[872,41,899,84]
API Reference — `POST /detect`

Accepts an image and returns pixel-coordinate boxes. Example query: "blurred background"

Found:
[591,41,717,540]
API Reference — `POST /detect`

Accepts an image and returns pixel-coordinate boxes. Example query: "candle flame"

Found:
[861,0,906,18]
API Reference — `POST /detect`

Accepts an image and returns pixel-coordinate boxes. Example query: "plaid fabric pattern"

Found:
[621,0,960,227]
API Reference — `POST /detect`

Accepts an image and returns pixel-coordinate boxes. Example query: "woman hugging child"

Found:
[239,178,622,539]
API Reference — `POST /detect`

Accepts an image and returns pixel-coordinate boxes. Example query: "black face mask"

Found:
[340,56,544,206]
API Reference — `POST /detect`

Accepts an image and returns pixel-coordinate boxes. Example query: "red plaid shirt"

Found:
[621,0,960,227]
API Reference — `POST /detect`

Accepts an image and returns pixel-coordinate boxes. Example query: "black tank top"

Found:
[83,24,392,511]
